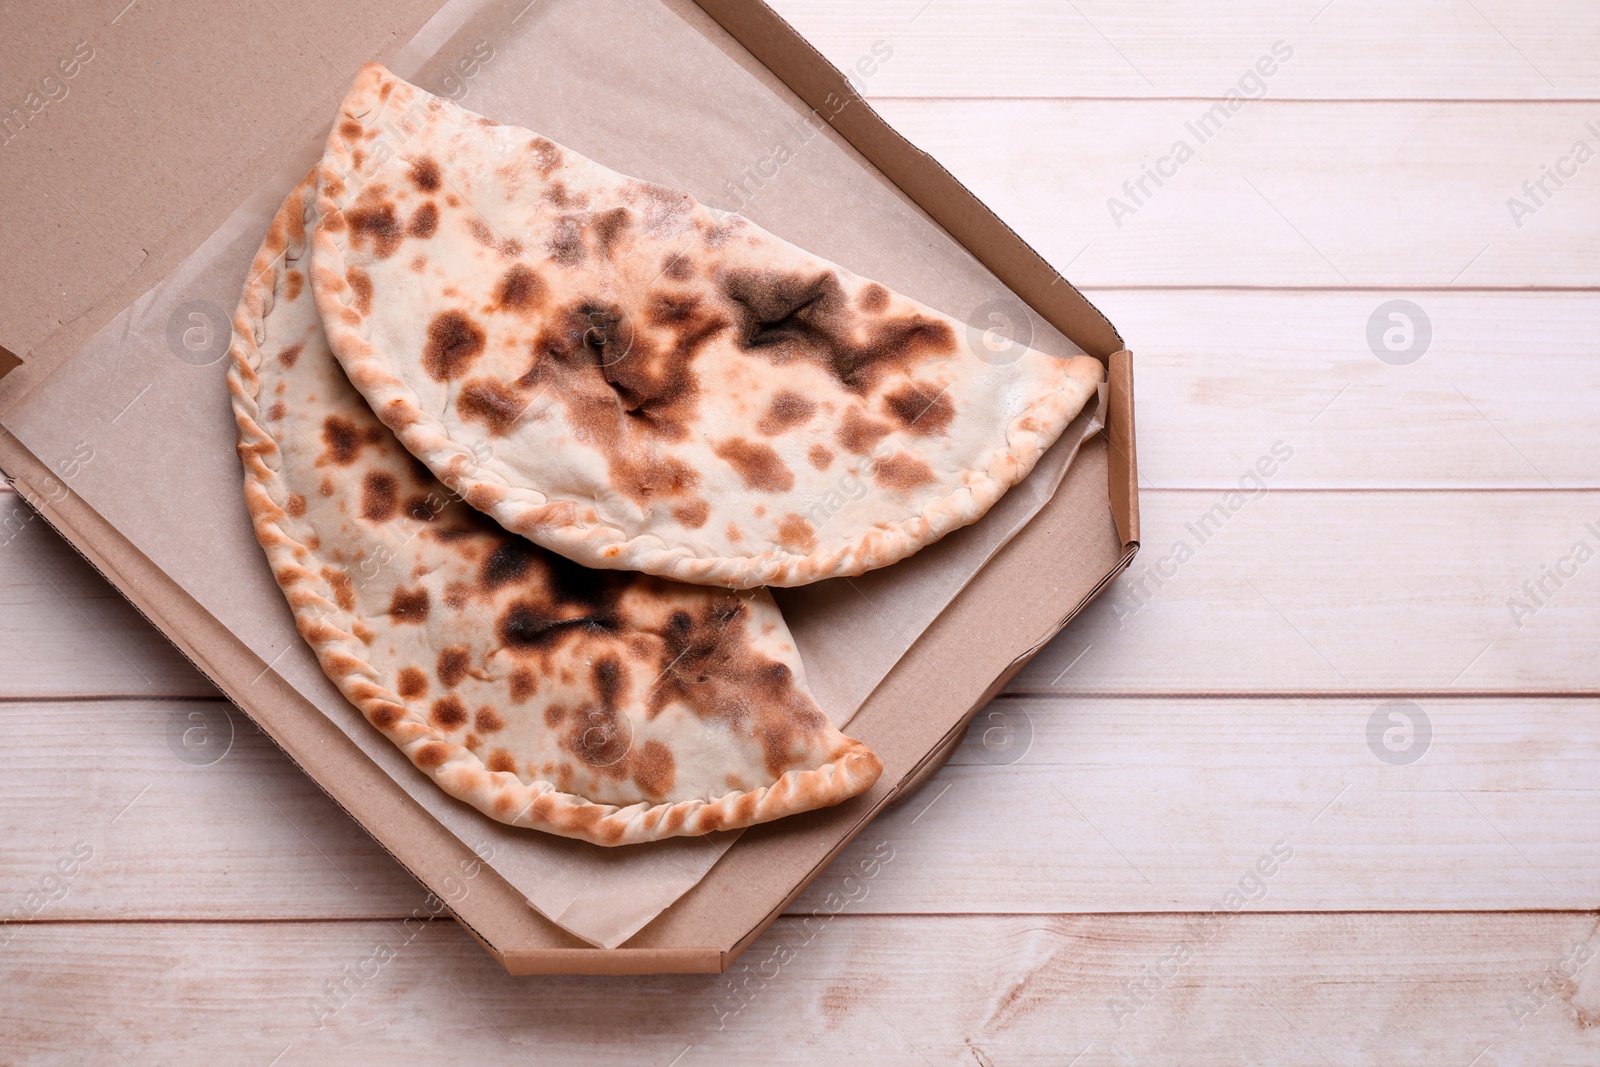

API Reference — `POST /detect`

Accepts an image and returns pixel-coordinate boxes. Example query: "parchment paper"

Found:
[2,0,1098,948]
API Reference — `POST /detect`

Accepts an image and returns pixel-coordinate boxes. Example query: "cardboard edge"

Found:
[1106,350,1140,548]
[886,538,1140,805]
[0,345,20,383]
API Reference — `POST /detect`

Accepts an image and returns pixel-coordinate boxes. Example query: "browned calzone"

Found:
[229,173,881,845]
[312,64,1103,589]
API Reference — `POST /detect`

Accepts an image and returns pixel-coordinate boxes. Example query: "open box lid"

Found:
[0,0,1137,973]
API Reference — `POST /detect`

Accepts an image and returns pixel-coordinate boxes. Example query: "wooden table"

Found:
[3,1,1597,1062]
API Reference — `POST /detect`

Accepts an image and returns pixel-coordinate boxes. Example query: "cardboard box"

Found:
[0,0,1137,974]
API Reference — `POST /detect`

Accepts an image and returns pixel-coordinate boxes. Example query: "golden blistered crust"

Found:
[310,63,1104,589]
[228,173,881,846]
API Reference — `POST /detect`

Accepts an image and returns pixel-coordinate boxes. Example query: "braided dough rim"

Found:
[228,172,883,846]
[311,63,1104,589]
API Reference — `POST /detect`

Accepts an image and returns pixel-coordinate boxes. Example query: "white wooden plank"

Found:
[1018,490,1600,694]
[770,0,1600,101]
[0,699,424,920]
[1087,289,1600,490]
[867,99,1600,287]
[5,693,1593,919]
[3,914,1597,1065]
[0,491,216,698]
[799,696,1600,914]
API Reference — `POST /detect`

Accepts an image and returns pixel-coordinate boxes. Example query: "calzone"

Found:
[312,64,1103,588]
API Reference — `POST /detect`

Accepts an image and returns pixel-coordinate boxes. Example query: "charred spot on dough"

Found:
[836,406,893,454]
[543,180,587,210]
[858,283,889,312]
[475,706,505,733]
[404,495,438,522]
[613,452,701,507]
[430,695,468,731]
[277,343,303,368]
[339,120,362,141]
[408,156,441,192]
[481,537,537,590]
[345,266,373,315]
[346,199,403,259]
[757,390,816,435]
[407,201,439,239]
[486,749,516,774]
[594,208,630,257]
[544,704,566,728]
[321,567,356,612]
[808,443,834,470]
[645,597,825,777]
[712,437,794,492]
[436,646,471,688]
[546,216,585,266]
[285,493,307,517]
[389,586,431,623]
[528,137,562,176]
[370,703,404,729]
[468,217,522,257]
[423,310,486,381]
[396,666,428,700]
[884,381,954,435]
[321,415,368,465]
[872,452,936,492]
[497,600,615,652]
[319,477,335,497]
[360,470,399,523]
[266,401,286,422]
[726,522,742,543]
[629,180,694,232]
[777,514,817,552]
[456,377,524,436]
[494,263,546,311]
[673,498,710,530]
[631,739,676,798]
[415,742,450,768]
[351,149,366,170]
[700,216,744,246]
[570,657,632,768]
[284,271,304,301]
[662,253,692,281]
[723,268,844,351]
[725,268,957,392]
[508,669,537,703]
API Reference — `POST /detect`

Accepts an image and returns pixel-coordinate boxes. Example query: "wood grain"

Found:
[1019,490,1600,695]
[0,699,423,921]
[6,489,1596,700]
[770,0,1600,101]
[800,696,1600,913]
[0,491,216,698]
[868,99,1600,288]
[1086,289,1600,490]
[6,696,1592,919]
[3,914,1597,1065]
